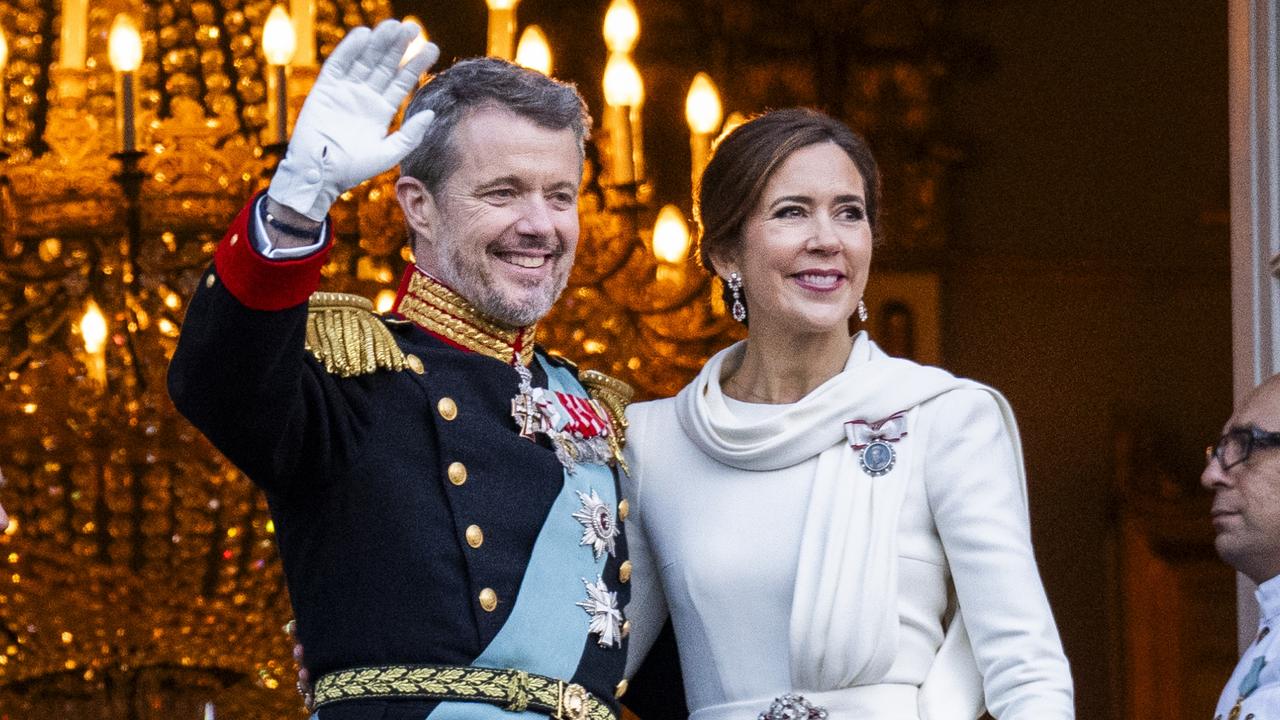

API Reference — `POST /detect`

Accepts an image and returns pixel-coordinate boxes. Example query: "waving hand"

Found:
[268,20,440,221]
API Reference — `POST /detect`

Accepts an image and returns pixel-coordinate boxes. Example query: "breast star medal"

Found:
[576,576,623,649]
[844,412,909,477]
[572,489,618,560]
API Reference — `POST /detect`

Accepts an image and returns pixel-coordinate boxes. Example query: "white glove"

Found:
[268,20,440,221]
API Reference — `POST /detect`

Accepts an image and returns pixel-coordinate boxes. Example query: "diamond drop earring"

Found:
[728,272,747,323]
[857,298,868,322]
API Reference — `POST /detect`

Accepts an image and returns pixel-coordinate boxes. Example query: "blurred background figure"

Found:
[1201,374,1280,719]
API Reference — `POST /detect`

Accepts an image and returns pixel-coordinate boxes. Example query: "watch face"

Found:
[860,440,896,477]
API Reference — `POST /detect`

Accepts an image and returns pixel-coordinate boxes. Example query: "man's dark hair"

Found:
[400,57,591,195]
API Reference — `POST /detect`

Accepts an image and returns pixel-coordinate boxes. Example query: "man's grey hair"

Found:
[400,57,592,195]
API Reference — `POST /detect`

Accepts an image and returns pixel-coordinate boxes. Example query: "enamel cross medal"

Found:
[511,360,544,440]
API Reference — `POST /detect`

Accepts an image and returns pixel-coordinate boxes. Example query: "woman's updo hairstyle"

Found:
[694,108,881,315]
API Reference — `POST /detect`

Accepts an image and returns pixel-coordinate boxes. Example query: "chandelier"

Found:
[0,0,742,717]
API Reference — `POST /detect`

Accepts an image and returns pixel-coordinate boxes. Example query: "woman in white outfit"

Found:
[622,109,1073,720]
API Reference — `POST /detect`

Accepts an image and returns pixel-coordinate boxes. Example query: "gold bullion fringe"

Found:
[580,370,634,448]
[397,270,537,366]
[580,369,634,475]
[305,292,407,377]
[312,664,615,720]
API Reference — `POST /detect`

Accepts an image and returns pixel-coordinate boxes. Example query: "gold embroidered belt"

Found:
[313,664,615,720]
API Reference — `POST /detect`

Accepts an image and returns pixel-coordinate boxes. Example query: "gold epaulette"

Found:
[579,370,634,448]
[305,292,407,377]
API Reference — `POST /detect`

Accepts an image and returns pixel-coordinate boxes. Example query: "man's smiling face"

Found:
[413,104,582,327]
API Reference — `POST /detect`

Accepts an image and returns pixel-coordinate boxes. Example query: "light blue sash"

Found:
[426,358,617,720]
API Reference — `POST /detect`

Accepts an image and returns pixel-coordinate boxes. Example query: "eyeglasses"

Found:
[1206,425,1280,471]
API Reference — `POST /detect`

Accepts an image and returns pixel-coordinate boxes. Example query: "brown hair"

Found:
[695,108,881,312]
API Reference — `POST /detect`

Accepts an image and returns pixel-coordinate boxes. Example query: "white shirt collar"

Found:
[1255,574,1280,622]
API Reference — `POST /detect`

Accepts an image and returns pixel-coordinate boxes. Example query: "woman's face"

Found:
[724,141,873,339]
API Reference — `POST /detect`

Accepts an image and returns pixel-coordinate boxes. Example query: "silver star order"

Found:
[571,489,618,560]
[576,576,623,648]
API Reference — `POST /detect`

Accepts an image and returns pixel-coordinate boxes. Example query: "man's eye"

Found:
[487,188,516,199]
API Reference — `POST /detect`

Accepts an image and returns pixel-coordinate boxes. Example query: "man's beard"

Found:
[429,236,571,328]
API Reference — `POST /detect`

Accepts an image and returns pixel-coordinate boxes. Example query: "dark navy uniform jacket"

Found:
[168,195,637,720]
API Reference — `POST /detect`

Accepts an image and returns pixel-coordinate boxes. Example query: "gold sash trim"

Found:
[579,370,634,444]
[313,664,614,720]
[305,292,407,376]
[579,370,635,473]
[395,269,537,366]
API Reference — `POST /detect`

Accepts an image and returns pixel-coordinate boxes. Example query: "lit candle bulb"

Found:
[652,204,690,263]
[653,204,691,284]
[602,0,639,54]
[603,52,643,185]
[401,16,430,67]
[685,72,722,187]
[485,0,520,61]
[716,110,746,146]
[263,5,297,145]
[80,299,108,386]
[515,25,552,76]
[108,14,142,153]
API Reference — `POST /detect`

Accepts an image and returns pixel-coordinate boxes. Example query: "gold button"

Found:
[614,679,628,699]
[465,524,484,548]
[204,274,215,289]
[618,499,630,522]
[479,588,498,612]
[438,397,458,420]
[621,619,631,638]
[447,462,467,486]
[229,233,239,246]
[619,560,632,584]
[406,354,425,374]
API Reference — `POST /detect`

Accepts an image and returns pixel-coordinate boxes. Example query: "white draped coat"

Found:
[622,333,1074,719]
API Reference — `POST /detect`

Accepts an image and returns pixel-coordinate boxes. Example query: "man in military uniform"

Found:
[169,20,638,720]
[1203,373,1280,719]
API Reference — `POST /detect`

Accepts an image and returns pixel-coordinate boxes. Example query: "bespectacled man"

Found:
[1201,373,1280,719]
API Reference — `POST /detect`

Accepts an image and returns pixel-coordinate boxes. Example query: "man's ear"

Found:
[396,176,438,260]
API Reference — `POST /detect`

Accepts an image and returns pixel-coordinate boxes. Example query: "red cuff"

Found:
[213,192,333,311]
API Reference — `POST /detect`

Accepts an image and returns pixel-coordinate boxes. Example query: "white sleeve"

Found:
[251,194,329,259]
[924,388,1075,719]
[621,403,671,679]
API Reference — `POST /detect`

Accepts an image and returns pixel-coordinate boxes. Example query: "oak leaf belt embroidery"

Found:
[313,664,615,720]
